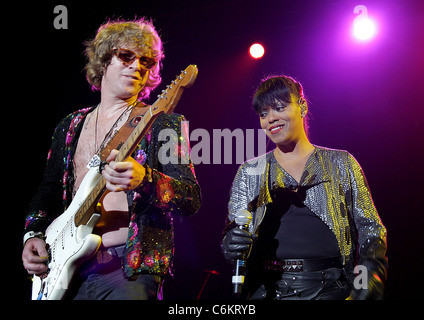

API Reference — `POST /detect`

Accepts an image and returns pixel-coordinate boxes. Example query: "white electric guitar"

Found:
[32,65,198,300]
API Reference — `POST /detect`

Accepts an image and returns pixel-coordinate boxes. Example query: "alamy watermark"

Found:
[157,121,268,175]
[353,264,368,290]
[53,5,68,29]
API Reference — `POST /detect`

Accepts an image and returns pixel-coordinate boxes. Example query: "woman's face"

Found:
[259,94,306,147]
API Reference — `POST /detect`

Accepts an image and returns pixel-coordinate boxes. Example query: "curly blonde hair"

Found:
[84,18,164,100]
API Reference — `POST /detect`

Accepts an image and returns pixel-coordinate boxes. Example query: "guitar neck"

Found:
[115,104,162,163]
[74,177,106,227]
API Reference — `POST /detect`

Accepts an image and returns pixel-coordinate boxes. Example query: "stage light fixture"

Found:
[249,43,265,59]
[353,5,377,41]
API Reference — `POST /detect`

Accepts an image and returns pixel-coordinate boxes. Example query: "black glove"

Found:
[221,228,253,261]
[347,238,388,300]
[347,271,385,300]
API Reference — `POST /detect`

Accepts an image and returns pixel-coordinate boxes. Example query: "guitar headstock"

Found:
[153,64,198,115]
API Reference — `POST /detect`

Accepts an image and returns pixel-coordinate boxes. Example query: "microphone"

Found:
[232,210,252,295]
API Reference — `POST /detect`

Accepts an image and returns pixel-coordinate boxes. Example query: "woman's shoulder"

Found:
[236,150,273,178]
[313,145,353,160]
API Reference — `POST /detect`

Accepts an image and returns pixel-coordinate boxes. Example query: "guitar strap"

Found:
[99,102,151,161]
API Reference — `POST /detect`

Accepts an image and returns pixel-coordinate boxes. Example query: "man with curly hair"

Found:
[22,18,201,300]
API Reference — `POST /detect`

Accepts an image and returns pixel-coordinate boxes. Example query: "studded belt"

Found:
[263,256,342,272]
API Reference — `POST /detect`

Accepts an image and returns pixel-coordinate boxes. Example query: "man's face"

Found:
[101,46,152,101]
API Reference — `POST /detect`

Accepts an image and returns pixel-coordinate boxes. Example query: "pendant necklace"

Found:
[87,101,136,169]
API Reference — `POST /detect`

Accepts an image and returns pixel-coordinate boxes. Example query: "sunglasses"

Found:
[112,48,157,70]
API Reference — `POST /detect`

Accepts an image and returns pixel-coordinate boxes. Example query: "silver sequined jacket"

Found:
[227,146,387,278]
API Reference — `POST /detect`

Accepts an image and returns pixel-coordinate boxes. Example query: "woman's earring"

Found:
[298,97,306,118]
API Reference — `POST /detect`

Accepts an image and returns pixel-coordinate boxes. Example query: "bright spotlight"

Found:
[353,5,377,41]
[353,16,377,41]
[249,43,265,59]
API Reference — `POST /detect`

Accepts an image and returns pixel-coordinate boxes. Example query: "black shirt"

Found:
[252,187,340,261]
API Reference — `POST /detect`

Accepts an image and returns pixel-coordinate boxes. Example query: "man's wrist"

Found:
[23,231,45,246]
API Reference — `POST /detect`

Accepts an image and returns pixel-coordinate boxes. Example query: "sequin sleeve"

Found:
[226,153,269,233]
[24,116,71,235]
[346,153,388,298]
[228,165,249,222]
[134,113,201,216]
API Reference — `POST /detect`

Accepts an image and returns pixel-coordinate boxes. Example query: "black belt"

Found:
[263,256,342,272]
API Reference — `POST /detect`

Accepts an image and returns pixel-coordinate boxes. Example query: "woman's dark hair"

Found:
[253,75,305,113]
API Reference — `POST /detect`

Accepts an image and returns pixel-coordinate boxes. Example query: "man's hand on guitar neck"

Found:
[102,149,146,192]
[22,237,49,276]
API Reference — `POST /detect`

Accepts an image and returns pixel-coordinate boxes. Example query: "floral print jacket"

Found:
[24,107,201,277]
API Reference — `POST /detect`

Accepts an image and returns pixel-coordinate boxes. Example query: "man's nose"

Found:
[128,58,142,71]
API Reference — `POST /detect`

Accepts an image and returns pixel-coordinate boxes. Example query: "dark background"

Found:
[8,0,423,300]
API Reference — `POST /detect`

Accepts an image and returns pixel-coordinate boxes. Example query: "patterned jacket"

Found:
[24,107,201,277]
